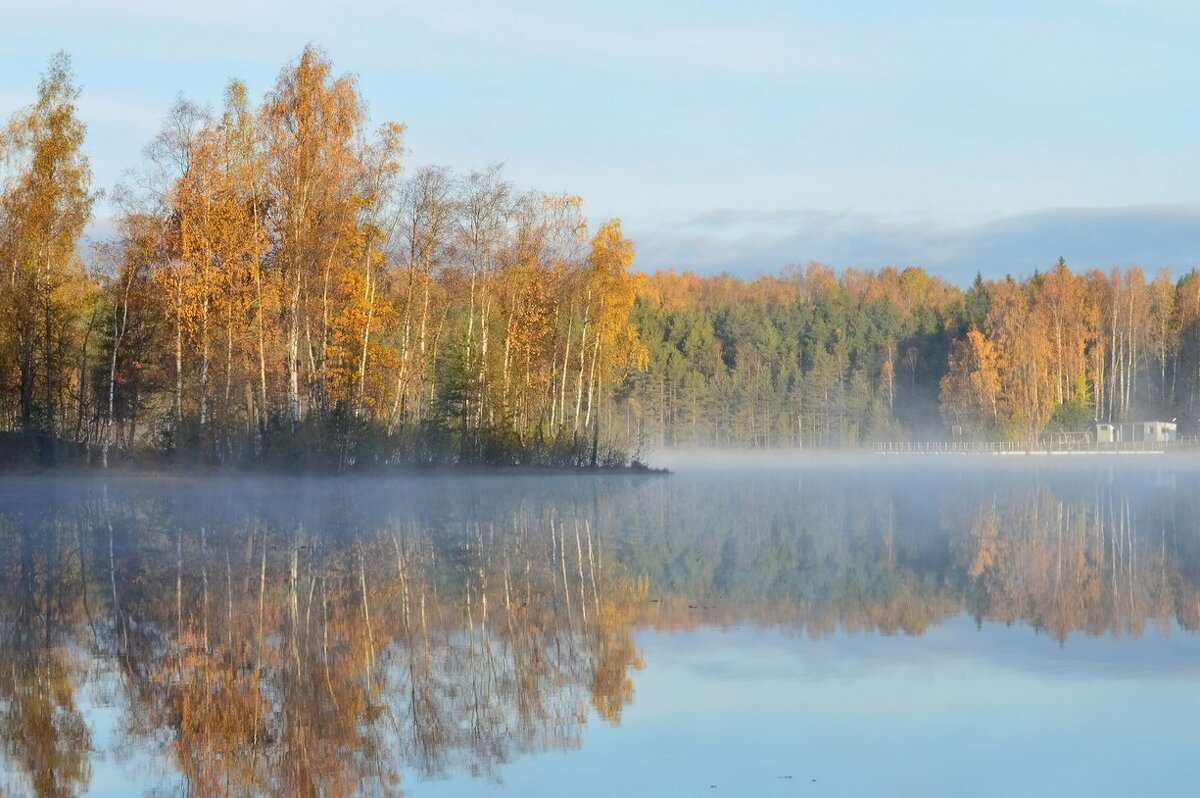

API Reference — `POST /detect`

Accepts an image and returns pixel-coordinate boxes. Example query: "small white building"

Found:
[1094,421,1176,444]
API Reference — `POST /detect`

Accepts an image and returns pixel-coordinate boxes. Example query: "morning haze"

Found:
[4,461,1200,796]
[3,2,1200,796]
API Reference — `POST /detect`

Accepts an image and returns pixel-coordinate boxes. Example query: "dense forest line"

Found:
[4,49,1200,468]
[622,261,1200,448]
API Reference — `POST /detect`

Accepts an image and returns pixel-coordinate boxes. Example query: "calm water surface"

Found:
[3,457,1200,796]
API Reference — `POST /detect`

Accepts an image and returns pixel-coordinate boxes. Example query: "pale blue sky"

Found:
[5,0,1200,281]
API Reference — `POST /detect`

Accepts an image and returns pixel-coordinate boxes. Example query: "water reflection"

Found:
[1,479,648,797]
[0,464,1198,795]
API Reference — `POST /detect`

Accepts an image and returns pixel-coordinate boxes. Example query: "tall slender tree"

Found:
[0,53,94,453]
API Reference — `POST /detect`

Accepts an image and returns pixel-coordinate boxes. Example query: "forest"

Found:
[4,48,1200,468]
[625,259,1199,448]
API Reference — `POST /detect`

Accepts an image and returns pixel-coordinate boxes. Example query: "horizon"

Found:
[7,1,1200,284]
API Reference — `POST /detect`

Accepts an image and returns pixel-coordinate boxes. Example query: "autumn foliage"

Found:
[4,51,1200,467]
[0,50,645,468]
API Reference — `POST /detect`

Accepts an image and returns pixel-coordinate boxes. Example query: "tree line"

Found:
[619,259,1200,447]
[5,49,1200,468]
[0,49,642,468]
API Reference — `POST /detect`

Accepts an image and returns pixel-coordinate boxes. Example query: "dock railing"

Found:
[871,440,1175,454]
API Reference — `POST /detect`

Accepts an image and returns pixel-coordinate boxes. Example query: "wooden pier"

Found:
[870,440,1187,455]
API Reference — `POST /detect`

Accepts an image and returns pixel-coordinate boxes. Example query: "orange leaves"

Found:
[1031,261,1090,407]
[940,327,1001,437]
[0,53,95,435]
[587,220,645,379]
[4,47,658,461]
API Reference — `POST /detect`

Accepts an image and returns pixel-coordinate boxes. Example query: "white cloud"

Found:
[632,205,1200,283]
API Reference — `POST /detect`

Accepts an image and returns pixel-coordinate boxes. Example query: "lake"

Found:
[2,456,1200,796]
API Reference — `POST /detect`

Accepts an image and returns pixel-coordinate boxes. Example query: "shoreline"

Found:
[0,461,671,478]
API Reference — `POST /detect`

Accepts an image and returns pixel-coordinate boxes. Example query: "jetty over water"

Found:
[871,440,1193,455]
[874,419,1197,455]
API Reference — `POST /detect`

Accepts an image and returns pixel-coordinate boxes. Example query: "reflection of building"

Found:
[1094,421,1176,444]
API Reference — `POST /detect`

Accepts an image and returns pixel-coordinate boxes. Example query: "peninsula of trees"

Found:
[1,49,643,469]
[3,48,1199,468]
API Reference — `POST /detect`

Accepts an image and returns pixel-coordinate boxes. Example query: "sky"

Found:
[5,0,1200,284]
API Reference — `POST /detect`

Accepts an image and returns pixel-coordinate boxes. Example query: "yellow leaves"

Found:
[156,123,271,354]
[5,46,657,453]
[964,329,1000,409]
[940,327,1000,437]
[587,219,645,378]
[368,121,407,185]
[0,52,93,300]
[802,262,838,298]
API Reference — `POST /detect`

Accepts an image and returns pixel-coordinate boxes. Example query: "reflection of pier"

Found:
[871,440,1174,455]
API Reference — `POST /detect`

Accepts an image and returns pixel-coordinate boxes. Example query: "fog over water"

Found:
[2,457,1199,796]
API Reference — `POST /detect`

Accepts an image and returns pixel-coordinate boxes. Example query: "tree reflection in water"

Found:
[0,466,1197,795]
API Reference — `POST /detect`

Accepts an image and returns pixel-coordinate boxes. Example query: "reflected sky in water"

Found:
[420,619,1200,798]
[2,458,1200,797]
